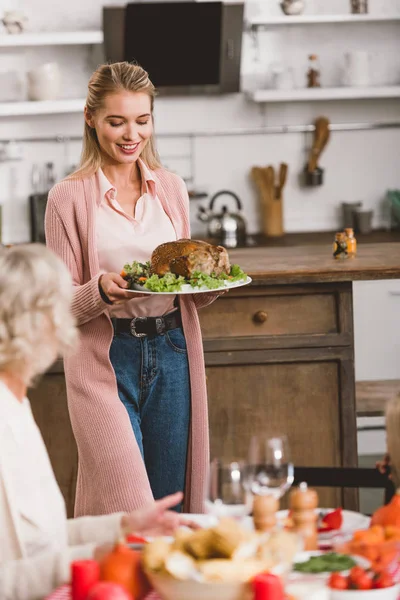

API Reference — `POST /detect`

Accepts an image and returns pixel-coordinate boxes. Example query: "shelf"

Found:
[0,99,85,117]
[248,13,400,27]
[248,86,400,103]
[0,30,103,47]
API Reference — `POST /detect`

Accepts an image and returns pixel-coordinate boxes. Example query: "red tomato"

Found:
[348,566,365,585]
[320,508,343,532]
[328,573,348,590]
[125,534,147,545]
[352,572,373,590]
[86,582,133,600]
[373,572,395,589]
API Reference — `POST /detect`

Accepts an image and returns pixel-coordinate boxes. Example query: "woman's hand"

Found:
[376,453,392,479]
[99,273,131,304]
[120,492,198,537]
[99,273,147,303]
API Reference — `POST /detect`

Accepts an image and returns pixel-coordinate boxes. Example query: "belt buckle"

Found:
[130,317,147,338]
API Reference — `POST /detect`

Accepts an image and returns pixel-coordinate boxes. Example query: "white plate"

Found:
[289,550,370,583]
[126,276,252,295]
[180,510,370,536]
[276,509,370,540]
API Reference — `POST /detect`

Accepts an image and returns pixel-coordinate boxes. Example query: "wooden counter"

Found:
[198,241,400,511]
[228,243,400,285]
[29,240,400,516]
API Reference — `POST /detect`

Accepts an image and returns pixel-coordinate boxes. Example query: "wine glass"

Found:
[204,459,253,520]
[246,435,294,499]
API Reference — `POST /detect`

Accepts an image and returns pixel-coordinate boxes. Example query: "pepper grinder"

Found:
[253,494,279,532]
[289,482,318,550]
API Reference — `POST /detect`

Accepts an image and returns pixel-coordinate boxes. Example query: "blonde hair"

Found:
[0,244,78,385]
[386,395,400,488]
[69,62,161,180]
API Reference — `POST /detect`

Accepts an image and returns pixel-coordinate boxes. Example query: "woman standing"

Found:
[45,62,217,517]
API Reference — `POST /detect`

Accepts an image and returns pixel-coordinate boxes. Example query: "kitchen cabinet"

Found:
[200,282,354,510]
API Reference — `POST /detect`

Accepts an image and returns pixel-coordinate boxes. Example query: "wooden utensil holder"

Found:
[251,166,284,238]
[262,193,284,238]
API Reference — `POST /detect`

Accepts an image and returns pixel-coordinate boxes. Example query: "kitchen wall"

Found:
[0,0,400,243]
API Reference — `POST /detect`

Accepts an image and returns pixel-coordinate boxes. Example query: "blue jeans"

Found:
[109,323,191,510]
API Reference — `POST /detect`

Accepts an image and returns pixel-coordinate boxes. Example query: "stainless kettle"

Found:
[197,190,247,248]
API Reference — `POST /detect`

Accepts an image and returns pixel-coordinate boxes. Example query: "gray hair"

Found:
[0,244,77,385]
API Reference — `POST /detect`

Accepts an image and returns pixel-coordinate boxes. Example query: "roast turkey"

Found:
[151,239,231,279]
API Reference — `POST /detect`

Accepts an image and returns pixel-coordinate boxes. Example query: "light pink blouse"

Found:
[97,160,177,318]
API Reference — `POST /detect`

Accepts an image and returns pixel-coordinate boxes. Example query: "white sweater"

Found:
[0,382,125,600]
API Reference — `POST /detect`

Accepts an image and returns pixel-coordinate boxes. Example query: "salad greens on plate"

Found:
[121,261,247,293]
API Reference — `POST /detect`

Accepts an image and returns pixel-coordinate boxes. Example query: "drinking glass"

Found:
[247,435,294,499]
[204,459,253,519]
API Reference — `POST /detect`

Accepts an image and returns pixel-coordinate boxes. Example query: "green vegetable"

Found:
[293,553,356,574]
[144,273,186,292]
[122,261,248,292]
[189,272,222,290]
[230,264,246,280]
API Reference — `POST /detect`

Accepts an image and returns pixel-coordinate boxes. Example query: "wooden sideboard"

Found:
[200,281,356,510]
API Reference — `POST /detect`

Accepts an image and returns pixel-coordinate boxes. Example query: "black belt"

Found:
[112,310,182,338]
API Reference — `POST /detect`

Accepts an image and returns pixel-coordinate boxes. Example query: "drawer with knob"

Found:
[199,284,349,343]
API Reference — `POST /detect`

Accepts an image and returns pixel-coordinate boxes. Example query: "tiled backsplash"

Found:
[0,0,399,243]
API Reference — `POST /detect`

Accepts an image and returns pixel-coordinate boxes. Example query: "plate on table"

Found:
[125,276,252,295]
[277,509,370,541]
[289,550,370,583]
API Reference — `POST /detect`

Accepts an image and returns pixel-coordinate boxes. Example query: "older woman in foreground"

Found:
[0,244,186,600]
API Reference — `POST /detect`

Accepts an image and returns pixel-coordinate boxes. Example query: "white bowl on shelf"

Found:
[280,0,305,16]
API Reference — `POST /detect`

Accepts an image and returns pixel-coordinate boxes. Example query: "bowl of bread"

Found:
[142,518,300,600]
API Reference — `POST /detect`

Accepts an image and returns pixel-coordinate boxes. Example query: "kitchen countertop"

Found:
[228,242,400,285]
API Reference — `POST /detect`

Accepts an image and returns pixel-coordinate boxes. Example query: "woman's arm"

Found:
[45,193,110,326]
[67,492,189,546]
[193,291,226,310]
[67,513,124,546]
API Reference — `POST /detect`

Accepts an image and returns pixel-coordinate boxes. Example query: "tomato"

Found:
[328,573,348,590]
[125,534,147,545]
[348,566,365,585]
[320,508,343,531]
[352,572,373,590]
[374,572,395,589]
[86,582,133,600]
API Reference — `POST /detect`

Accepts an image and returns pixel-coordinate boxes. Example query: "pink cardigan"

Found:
[45,168,213,516]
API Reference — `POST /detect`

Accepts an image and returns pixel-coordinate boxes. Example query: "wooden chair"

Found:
[293,466,395,510]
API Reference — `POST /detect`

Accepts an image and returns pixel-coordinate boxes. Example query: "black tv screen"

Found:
[124,2,222,87]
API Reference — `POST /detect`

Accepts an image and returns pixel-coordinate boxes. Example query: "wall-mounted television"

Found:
[103,2,244,95]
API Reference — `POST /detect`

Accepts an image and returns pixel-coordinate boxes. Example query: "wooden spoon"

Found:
[307,117,330,173]
[276,163,288,199]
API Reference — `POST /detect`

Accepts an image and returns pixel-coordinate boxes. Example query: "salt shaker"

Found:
[253,494,279,532]
[289,482,318,551]
[344,228,357,258]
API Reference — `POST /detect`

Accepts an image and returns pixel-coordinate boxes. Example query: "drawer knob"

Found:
[253,310,268,324]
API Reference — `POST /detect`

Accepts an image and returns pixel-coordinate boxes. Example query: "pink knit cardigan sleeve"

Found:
[45,182,109,326]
